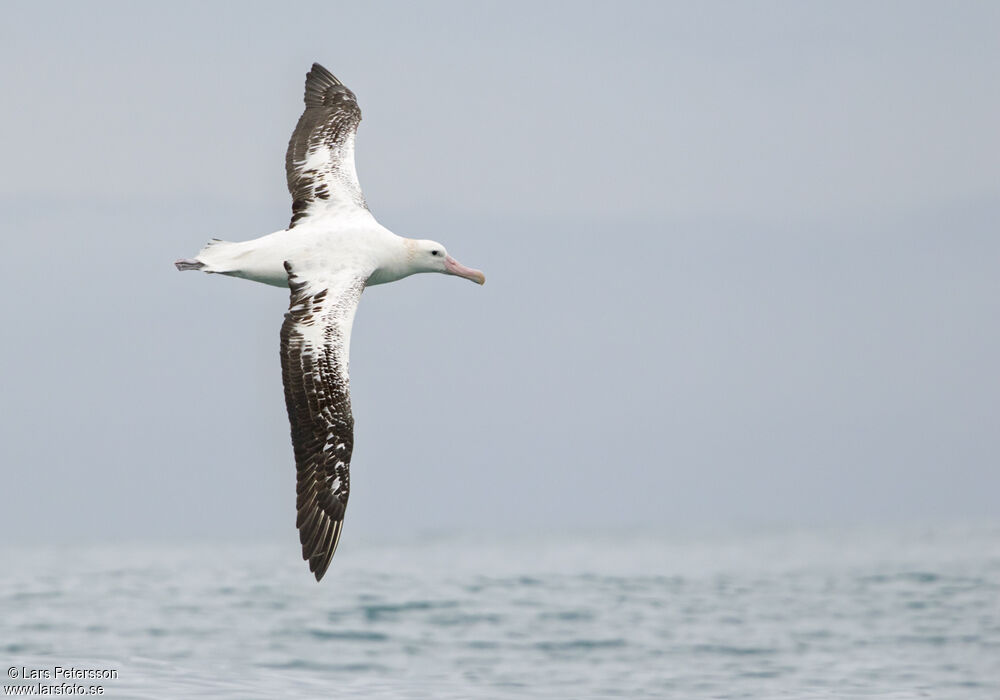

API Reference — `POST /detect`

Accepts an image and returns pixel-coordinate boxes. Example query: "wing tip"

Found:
[303,62,352,107]
[312,560,330,582]
[304,520,343,582]
[309,63,339,82]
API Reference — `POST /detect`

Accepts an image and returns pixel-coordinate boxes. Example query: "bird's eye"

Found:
[431,250,440,256]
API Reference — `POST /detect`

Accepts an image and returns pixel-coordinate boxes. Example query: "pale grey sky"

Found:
[1,1,998,546]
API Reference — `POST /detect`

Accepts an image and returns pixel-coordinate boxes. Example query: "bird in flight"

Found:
[175,63,485,580]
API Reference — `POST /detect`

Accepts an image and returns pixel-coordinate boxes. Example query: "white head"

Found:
[411,239,486,285]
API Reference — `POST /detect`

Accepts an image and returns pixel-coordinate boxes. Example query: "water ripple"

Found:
[1,526,998,698]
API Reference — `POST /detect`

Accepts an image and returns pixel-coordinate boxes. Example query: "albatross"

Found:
[175,63,485,581]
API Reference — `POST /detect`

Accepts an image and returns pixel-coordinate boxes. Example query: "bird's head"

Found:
[413,239,485,285]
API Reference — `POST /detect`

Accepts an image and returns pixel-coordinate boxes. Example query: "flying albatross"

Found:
[175,63,485,581]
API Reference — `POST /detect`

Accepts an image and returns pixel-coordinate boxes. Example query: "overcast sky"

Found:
[1,1,998,547]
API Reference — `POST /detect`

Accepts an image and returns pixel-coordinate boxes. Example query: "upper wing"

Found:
[285,63,367,228]
[279,262,368,580]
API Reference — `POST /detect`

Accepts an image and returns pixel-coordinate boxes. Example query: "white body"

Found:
[194,208,418,288]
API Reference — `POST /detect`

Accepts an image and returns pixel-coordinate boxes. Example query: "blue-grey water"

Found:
[2,525,999,698]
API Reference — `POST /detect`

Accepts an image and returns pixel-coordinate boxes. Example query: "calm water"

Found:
[2,525,999,698]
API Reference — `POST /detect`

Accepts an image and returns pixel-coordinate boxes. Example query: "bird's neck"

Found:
[366,236,420,287]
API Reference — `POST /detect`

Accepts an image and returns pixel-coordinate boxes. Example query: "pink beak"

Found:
[444,255,486,285]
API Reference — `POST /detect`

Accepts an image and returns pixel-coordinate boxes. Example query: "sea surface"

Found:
[2,524,999,698]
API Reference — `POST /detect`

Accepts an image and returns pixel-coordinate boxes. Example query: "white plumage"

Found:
[175,63,484,581]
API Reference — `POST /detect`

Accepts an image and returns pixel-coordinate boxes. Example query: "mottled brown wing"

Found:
[279,262,367,580]
[285,63,366,227]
